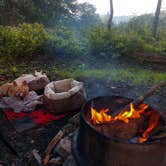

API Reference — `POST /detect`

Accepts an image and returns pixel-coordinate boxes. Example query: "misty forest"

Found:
[0,0,166,165]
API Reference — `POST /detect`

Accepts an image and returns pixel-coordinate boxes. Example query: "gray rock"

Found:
[55,137,71,158]
[62,155,77,166]
[68,113,80,126]
[63,123,76,135]
[27,149,42,166]
[49,156,63,166]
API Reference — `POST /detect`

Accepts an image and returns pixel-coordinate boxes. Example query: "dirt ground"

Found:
[0,76,165,165]
[0,26,165,165]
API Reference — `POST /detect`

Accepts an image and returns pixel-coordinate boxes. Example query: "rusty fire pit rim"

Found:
[80,95,165,145]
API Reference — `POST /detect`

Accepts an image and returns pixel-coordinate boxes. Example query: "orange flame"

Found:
[114,103,148,123]
[90,102,160,143]
[138,110,161,143]
[91,108,112,124]
[91,103,148,124]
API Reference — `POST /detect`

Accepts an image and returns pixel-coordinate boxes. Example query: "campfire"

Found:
[73,94,166,166]
[90,102,162,143]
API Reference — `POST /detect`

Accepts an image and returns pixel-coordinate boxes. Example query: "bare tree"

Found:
[152,0,162,38]
[108,0,113,30]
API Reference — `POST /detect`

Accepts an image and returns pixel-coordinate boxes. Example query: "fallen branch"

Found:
[43,130,63,166]
[134,80,166,106]
[114,80,166,116]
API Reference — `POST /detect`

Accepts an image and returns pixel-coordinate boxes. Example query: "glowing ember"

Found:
[90,102,161,143]
[138,110,161,143]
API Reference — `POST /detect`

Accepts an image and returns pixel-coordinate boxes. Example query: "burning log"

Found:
[89,81,166,143]
[94,116,145,140]
[90,103,148,140]
[90,105,163,142]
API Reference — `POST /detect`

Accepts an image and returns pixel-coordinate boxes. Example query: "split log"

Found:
[94,116,145,140]
[43,130,63,166]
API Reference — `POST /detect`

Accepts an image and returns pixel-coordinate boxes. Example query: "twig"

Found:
[134,80,166,106]
[115,80,166,114]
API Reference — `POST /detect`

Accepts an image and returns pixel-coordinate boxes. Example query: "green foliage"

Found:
[10,66,17,73]
[87,27,146,57]
[74,2,101,28]
[0,0,74,26]
[0,23,49,61]
[47,26,85,57]
[87,12,166,58]
[87,27,116,57]
[0,0,101,27]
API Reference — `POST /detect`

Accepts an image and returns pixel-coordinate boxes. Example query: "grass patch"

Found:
[0,61,165,86]
[50,66,166,85]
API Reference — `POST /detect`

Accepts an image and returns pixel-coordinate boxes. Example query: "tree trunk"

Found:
[108,0,113,30]
[152,0,162,38]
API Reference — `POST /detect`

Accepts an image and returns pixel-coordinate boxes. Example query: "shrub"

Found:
[87,27,146,57]
[46,26,85,57]
[114,32,146,54]
[87,25,166,58]
[0,23,49,62]
[87,27,118,57]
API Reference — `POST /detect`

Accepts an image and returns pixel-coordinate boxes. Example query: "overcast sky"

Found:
[78,0,166,16]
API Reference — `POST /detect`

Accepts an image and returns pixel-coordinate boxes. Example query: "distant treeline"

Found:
[0,0,100,27]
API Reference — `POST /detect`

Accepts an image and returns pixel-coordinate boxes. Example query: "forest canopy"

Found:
[0,0,100,27]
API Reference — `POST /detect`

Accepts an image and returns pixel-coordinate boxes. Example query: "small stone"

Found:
[129,137,139,143]
[68,132,74,137]
[62,155,77,166]
[111,86,116,89]
[68,113,80,125]
[55,137,71,158]
[28,149,42,166]
[31,140,35,144]
[63,123,76,135]
[49,156,63,166]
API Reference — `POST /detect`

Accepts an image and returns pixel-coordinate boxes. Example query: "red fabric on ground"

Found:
[5,109,68,126]
[30,110,67,125]
[5,110,27,122]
